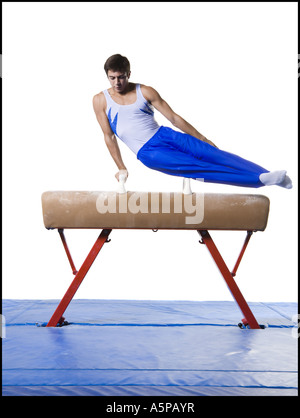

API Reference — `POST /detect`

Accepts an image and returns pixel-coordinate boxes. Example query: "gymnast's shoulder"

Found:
[140,84,160,102]
[92,91,106,111]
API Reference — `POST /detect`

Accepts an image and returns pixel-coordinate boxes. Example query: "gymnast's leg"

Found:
[172,128,292,188]
[138,143,265,188]
[137,126,292,188]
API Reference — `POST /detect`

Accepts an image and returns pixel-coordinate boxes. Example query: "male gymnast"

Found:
[93,54,292,189]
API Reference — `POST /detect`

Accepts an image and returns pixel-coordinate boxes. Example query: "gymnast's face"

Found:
[107,70,131,94]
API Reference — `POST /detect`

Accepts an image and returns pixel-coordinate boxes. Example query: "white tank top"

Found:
[103,84,160,155]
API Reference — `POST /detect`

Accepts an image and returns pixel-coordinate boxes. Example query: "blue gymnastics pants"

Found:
[137,126,269,188]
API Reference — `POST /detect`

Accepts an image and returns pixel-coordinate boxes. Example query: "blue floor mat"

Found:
[2,299,298,396]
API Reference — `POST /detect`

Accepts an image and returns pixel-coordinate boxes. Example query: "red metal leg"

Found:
[46,229,112,327]
[58,229,78,275]
[231,231,253,277]
[198,230,261,329]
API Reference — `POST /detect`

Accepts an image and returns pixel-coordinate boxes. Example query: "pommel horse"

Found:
[41,179,270,329]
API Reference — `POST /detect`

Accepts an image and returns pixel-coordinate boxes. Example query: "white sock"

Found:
[259,170,287,186]
[277,174,293,189]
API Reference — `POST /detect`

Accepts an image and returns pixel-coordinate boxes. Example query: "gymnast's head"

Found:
[104,54,131,77]
[104,54,131,94]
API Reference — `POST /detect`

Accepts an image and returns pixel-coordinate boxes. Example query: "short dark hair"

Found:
[104,54,130,76]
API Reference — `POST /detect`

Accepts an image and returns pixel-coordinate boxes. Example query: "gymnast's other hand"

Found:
[115,169,128,182]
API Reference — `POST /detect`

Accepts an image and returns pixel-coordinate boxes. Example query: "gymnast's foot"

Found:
[277,174,293,189]
[259,170,287,186]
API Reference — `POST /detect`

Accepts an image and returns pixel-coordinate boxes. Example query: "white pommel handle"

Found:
[117,173,127,194]
[182,178,192,195]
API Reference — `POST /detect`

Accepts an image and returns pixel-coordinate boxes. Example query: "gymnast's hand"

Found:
[115,169,128,182]
[205,138,218,148]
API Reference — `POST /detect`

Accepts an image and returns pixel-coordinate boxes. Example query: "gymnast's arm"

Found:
[92,92,128,181]
[141,85,218,148]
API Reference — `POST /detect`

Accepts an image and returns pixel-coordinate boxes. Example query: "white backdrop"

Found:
[3,2,298,302]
